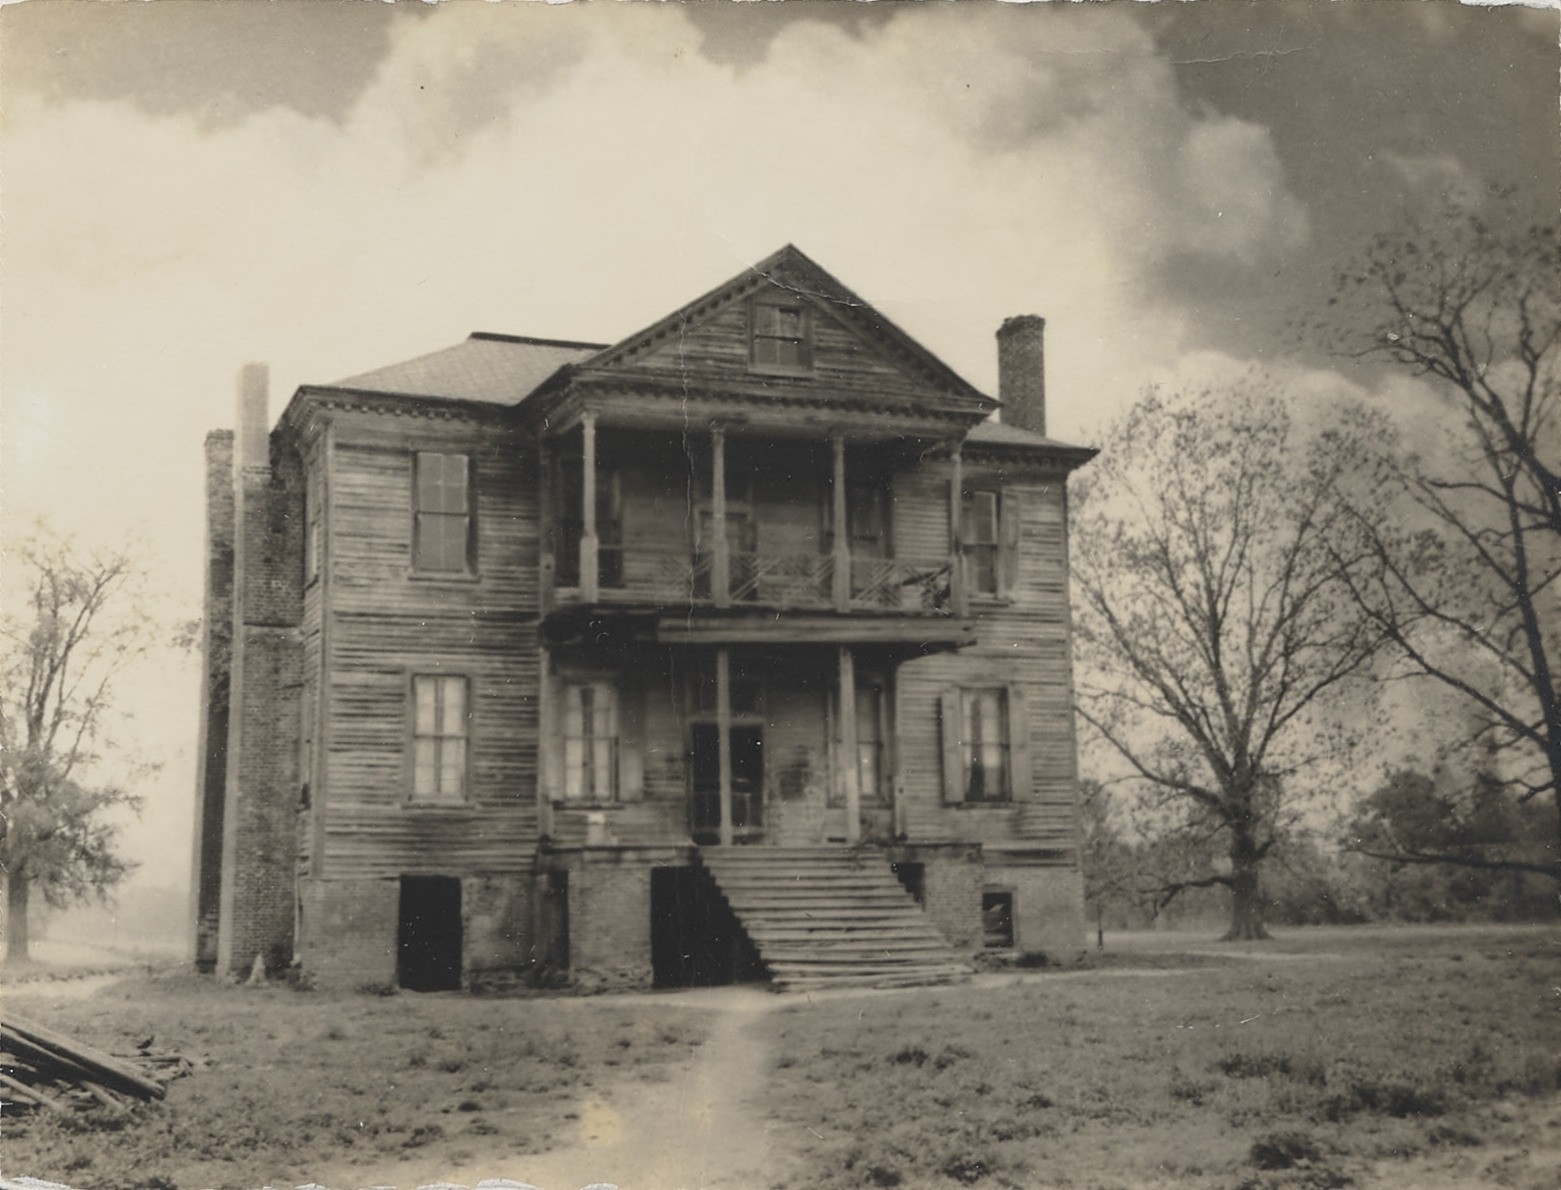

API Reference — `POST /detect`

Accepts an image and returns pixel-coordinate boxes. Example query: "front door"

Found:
[690,722,763,842]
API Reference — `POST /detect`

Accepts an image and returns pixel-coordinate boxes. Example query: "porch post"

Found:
[716,647,734,846]
[831,433,851,612]
[838,646,861,845]
[711,426,730,608]
[949,446,968,618]
[580,412,599,601]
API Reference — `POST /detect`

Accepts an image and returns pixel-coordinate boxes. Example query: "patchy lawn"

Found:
[3,925,1557,1190]
[2,972,710,1189]
[761,924,1561,1190]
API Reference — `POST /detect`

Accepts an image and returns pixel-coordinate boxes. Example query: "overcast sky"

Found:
[2,0,1556,897]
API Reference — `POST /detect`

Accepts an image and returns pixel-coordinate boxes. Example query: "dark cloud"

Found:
[0,0,422,127]
[1134,0,1559,370]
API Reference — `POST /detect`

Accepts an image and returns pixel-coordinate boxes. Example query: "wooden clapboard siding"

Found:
[617,290,958,405]
[315,410,543,879]
[894,455,1081,860]
[321,805,537,878]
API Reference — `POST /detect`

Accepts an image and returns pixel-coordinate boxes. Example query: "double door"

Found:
[689,722,763,842]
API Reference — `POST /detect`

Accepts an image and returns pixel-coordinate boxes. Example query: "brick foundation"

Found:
[463,873,536,981]
[918,847,986,953]
[984,858,1086,961]
[298,878,398,991]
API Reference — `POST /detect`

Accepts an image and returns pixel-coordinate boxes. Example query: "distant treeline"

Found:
[1084,769,1560,932]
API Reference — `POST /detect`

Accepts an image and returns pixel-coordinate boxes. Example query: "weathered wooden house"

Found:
[190,246,1095,992]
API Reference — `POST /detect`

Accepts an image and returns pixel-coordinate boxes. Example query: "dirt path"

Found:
[331,986,798,1190]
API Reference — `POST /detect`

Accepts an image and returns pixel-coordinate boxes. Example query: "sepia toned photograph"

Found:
[0,1,1557,1188]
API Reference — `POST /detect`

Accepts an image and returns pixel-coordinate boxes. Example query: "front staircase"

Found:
[698,847,974,992]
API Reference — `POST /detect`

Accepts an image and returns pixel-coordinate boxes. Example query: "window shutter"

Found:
[1006,685,1032,800]
[939,689,965,803]
[999,489,1022,597]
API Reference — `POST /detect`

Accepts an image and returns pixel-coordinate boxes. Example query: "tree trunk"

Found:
[5,866,31,963]
[1223,833,1270,941]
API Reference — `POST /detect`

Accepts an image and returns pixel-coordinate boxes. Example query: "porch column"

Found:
[831,433,851,612]
[580,412,599,601]
[711,426,730,609]
[948,446,968,618]
[838,646,861,845]
[716,647,734,846]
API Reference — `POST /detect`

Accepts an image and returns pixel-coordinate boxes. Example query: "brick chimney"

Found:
[996,315,1046,437]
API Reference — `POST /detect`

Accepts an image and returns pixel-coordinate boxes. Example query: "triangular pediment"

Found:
[577,246,993,415]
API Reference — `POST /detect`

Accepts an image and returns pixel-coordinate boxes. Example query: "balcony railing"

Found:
[556,546,954,615]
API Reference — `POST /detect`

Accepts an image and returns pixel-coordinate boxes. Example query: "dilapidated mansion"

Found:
[191,247,1094,992]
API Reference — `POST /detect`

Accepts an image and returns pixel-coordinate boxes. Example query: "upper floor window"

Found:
[562,681,619,802]
[961,489,1001,595]
[411,674,469,804]
[750,297,812,372]
[823,479,888,558]
[414,452,473,573]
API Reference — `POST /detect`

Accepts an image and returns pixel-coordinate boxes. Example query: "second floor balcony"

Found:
[542,416,977,622]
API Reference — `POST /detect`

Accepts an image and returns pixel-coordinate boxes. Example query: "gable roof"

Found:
[329,333,603,406]
[577,244,992,405]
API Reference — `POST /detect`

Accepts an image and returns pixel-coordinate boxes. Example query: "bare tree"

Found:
[1325,209,1560,879]
[1072,381,1386,939]
[0,532,153,962]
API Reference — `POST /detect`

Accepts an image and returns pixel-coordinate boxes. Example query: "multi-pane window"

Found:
[961,687,1010,801]
[824,480,887,557]
[751,299,811,371]
[562,682,619,802]
[411,675,469,803]
[961,489,1001,596]
[414,452,472,573]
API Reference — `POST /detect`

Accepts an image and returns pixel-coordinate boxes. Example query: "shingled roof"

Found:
[329,333,603,406]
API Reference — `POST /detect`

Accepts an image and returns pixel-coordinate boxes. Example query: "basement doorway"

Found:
[398,875,462,991]
[650,867,764,988]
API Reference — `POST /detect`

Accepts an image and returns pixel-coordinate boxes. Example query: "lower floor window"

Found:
[563,681,619,801]
[412,674,469,803]
[962,688,1010,801]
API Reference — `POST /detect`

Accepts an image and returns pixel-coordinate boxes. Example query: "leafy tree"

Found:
[0,533,152,962]
[1347,768,1558,919]
[1072,380,1386,940]
[1324,207,1560,879]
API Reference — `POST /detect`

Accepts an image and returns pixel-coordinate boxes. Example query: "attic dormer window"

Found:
[750,296,812,372]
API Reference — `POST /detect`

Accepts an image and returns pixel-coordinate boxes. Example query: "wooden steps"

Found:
[698,847,974,992]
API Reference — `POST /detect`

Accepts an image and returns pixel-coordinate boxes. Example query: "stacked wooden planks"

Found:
[1,1013,176,1116]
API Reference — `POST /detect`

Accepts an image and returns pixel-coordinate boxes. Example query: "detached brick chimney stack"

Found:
[997,315,1046,437]
[216,361,303,980]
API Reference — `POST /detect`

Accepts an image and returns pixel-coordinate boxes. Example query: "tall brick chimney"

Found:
[216,361,303,979]
[997,315,1046,437]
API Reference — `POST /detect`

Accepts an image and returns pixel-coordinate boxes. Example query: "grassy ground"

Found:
[3,924,1557,1190]
[762,924,1561,1190]
[2,972,711,1189]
